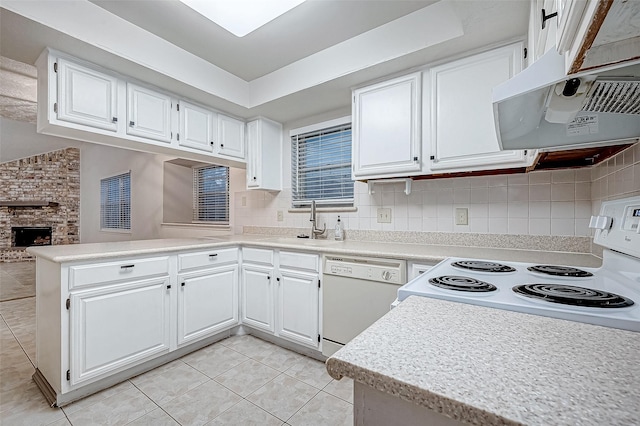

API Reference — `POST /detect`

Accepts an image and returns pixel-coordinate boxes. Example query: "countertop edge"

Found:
[25,237,602,267]
[325,357,521,426]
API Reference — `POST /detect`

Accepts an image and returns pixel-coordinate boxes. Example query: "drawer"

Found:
[242,247,274,266]
[279,251,319,272]
[69,256,170,289]
[178,247,238,271]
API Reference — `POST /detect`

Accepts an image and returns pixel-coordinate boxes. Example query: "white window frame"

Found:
[290,116,354,208]
[193,165,230,224]
[100,171,131,233]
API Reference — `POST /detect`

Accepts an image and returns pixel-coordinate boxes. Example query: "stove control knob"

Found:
[381,270,393,281]
[589,215,612,230]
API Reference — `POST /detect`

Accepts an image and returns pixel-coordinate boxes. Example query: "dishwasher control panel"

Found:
[324,256,406,284]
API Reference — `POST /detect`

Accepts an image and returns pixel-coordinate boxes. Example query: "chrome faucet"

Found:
[310,200,326,239]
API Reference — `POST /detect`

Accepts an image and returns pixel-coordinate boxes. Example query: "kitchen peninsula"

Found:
[326,296,640,425]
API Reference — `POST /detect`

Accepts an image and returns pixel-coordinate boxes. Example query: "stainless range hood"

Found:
[492,49,640,151]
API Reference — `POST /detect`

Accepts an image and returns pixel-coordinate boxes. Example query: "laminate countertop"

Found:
[326,296,640,426]
[27,236,602,268]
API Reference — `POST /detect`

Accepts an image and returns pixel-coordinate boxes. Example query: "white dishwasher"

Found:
[322,255,406,357]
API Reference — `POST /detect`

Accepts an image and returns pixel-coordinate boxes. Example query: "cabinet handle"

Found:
[220,143,224,148]
[413,156,419,162]
[210,141,214,146]
[120,264,135,269]
[181,282,185,287]
[129,121,135,127]
[276,277,280,284]
[267,276,271,280]
[112,117,118,123]
[166,285,171,289]
[209,253,218,258]
[541,8,558,29]
[253,177,257,180]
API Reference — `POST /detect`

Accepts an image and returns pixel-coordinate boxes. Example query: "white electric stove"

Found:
[398,196,640,332]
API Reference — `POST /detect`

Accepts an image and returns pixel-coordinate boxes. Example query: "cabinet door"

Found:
[246,118,283,191]
[276,270,319,349]
[177,265,239,346]
[241,265,274,333]
[127,83,172,143]
[353,73,422,179]
[217,114,245,159]
[428,43,530,172]
[178,100,216,153]
[56,59,118,131]
[69,277,171,386]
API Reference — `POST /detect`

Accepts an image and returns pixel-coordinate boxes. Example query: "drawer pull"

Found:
[166,285,171,289]
[209,254,218,258]
[120,264,135,270]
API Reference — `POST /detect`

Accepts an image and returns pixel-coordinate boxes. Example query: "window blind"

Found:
[100,172,131,230]
[291,123,354,207]
[193,165,229,223]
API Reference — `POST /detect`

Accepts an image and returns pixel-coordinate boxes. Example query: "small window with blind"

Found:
[193,165,229,223]
[100,172,131,231]
[291,120,354,208]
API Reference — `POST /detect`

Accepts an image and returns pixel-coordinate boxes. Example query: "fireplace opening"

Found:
[11,227,52,247]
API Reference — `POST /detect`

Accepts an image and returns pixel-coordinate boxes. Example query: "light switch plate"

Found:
[377,208,392,223]
[277,210,284,221]
[455,208,468,225]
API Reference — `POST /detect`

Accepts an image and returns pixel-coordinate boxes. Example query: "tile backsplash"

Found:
[235,144,639,239]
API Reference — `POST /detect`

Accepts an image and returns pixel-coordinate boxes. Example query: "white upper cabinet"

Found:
[529,0,559,62]
[352,72,422,180]
[126,83,172,143]
[427,42,535,172]
[246,118,282,191]
[56,58,118,131]
[178,100,216,153]
[217,114,246,159]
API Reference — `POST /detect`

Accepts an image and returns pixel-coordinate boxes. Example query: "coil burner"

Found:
[513,284,634,308]
[429,276,497,292]
[527,265,593,278]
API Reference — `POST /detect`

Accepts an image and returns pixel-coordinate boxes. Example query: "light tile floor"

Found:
[0,262,353,425]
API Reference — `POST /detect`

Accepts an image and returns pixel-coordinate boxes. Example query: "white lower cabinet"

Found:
[177,264,239,346]
[277,269,319,348]
[241,248,320,349]
[69,276,171,386]
[241,264,275,333]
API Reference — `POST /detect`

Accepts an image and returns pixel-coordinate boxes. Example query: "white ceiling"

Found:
[0,0,530,126]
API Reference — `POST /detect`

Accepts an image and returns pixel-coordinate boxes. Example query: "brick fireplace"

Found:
[0,147,80,262]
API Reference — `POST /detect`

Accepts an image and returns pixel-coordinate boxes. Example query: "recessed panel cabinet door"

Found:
[177,265,239,346]
[69,277,171,387]
[56,59,118,131]
[428,43,528,172]
[277,270,319,349]
[127,83,172,143]
[217,114,245,159]
[178,100,216,153]
[241,265,274,333]
[353,72,422,179]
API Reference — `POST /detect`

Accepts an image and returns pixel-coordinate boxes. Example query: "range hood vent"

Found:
[492,50,640,152]
[583,80,640,115]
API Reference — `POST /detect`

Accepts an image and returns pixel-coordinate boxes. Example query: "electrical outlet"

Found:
[277,210,284,222]
[455,208,469,225]
[377,208,392,223]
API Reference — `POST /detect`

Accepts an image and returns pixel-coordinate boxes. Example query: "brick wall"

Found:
[0,147,80,261]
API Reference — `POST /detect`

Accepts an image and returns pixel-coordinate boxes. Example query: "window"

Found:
[291,121,354,207]
[100,172,131,231]
[193,165,229,223]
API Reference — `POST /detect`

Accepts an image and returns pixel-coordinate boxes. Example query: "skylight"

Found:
[180,0,306,37]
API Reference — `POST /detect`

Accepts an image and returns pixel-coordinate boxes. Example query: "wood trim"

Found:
[569,0,615,74]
